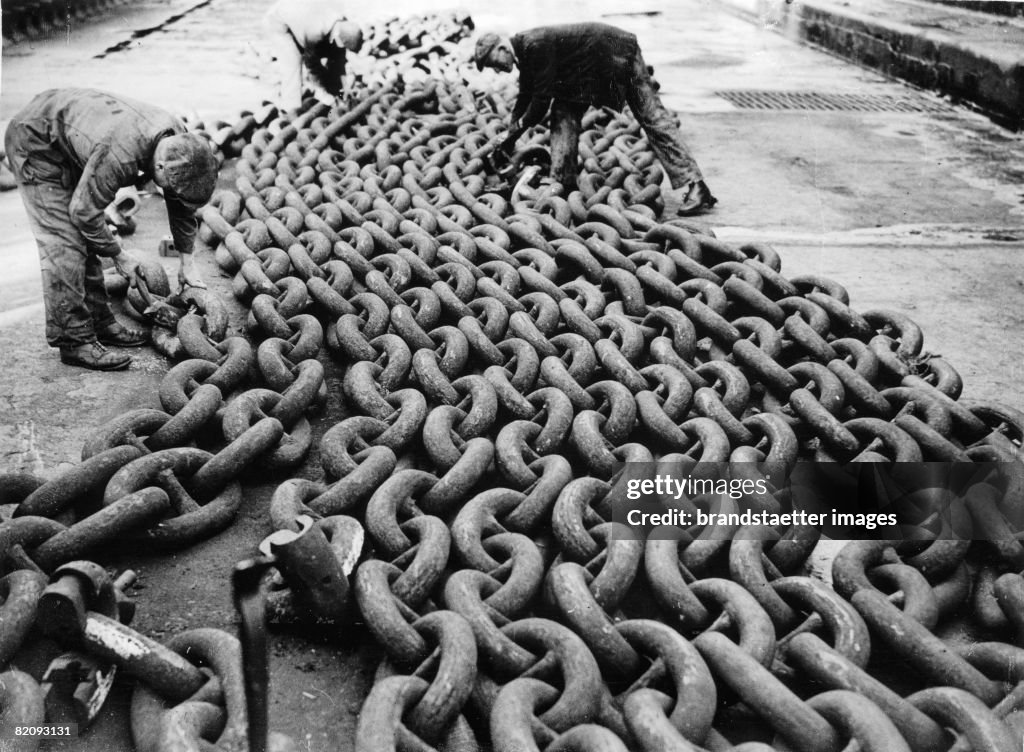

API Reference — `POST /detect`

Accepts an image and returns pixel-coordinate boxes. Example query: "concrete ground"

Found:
[717,0,1024,129]
[1,0,1024,749]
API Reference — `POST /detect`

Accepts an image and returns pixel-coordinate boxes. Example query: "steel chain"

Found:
[2,11,1024,751]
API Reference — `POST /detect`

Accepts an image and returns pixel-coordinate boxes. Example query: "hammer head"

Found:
[37,562,120,644]
[258,515,362,624]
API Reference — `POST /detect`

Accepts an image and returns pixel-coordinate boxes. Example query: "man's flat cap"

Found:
[473,33,502,70]
[159,133,218,207]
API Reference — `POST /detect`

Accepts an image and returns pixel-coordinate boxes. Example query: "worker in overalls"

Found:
[264,0,364,111]
[474,23,717,215]
[5,88,218,371]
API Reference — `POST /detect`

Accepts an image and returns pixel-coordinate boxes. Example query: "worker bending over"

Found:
[264,0,364,111]
[5,88,218,371]
[474,22,717,215]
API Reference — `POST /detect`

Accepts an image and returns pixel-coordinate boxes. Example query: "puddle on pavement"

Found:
[94,0,213,57]
[599,10,663,17]
[665,53,745,68]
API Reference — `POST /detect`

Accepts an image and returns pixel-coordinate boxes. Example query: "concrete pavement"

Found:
[717,0,1024,130]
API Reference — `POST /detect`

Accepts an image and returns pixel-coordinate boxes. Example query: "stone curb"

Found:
[718,0,1024,130]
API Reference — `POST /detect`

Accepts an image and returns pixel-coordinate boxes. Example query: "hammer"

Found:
[232,555,277,752]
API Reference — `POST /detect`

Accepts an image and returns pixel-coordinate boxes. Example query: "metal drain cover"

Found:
[715,90,952,113]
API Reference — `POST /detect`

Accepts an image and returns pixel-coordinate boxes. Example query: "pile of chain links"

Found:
[1,0,136,44]
[4,10,1024,752]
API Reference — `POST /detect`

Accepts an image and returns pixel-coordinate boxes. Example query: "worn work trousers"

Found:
[625,52,704,189]
[4,123,116,349]
[265,17,306,111]
[548,52,706,191]
[549,101,589,190]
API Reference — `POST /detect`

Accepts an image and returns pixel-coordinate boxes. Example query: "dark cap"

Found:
[473,32,502,71]
[156,133,218,208]
[330,20,363,52]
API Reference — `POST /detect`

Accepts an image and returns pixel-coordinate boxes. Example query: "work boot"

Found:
[96,321,149,347]
[675,180,718,216]
[59,342,131,371]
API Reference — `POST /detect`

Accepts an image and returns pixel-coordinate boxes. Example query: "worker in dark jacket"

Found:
[264,0,364,111]
[4,88,219,371]
[474,23,716,215]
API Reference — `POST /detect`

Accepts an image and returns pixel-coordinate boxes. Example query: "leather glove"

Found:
[490,146,512,171]
[113,250,141,283]
[178,253,207,290]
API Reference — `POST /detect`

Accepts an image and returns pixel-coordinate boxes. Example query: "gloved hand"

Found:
[491,133,518,169]
[312,87,338,107]
[178,253,207,290]
[490,145,513,171]
[499,127,520,154]
[112,250,141,284]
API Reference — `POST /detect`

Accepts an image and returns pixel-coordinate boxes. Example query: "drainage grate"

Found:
[714,90,953,113]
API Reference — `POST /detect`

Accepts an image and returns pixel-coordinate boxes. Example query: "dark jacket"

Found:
[303,39,348,95]
[510,23,641,121]
[6,88,197,258]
